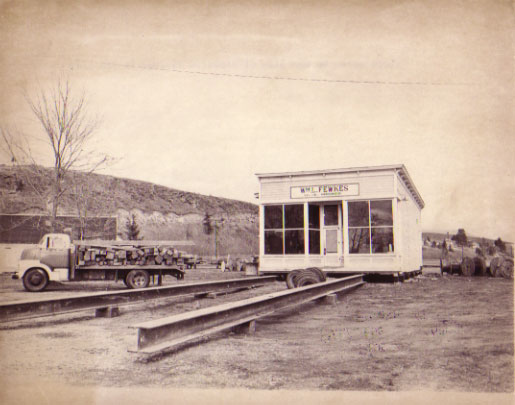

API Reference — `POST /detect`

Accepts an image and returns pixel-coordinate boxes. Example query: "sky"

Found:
[0,0,514,241]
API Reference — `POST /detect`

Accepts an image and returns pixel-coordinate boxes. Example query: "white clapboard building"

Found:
[255,164,424,278]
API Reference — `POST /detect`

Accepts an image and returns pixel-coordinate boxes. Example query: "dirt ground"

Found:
[0,267,513,401]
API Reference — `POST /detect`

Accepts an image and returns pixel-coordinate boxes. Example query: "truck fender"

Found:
[19,261,67,280]
[18,261,70,282]
[18,260,52,279]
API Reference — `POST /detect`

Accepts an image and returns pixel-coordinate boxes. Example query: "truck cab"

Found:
[15,233,73,292]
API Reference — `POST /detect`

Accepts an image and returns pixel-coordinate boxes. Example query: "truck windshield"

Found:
[38,236,48,247]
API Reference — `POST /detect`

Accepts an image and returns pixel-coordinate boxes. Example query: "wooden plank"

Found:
[77,264,184,270]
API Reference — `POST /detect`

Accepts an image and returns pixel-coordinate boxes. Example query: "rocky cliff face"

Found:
[0,165,259,256]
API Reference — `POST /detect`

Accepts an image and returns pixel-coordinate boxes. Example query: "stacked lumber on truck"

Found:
[75,240,197,268]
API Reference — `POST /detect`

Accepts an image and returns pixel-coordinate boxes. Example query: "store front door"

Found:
[321,204,343,267]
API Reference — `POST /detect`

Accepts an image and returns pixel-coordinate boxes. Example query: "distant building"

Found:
[444,238,457,249]
[470,241,480,250]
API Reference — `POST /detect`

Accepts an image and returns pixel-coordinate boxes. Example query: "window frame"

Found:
[264,203,305,255]
[347,199,394,255]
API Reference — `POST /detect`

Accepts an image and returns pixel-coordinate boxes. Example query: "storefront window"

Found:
[264,230,283,254]
[285,230,304,254]
[371,227,394,253]
[264,206,282,229]
[348,201,369,227]
[349,228,370,253]
[348,200,394,254]
[264,204,305,254]
[370,200,393,226]
[308,204,320,254]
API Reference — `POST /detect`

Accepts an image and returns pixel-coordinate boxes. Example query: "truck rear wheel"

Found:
[22,268,49,292]
[125,270,150,289]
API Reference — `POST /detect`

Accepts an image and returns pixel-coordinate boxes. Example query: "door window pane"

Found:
[308,204,320,229]
[264,206,282,229]
[349,228,370,253]
[348,201,369,227]
[284,205,304,229]
[370,200,393,226]
[325,229,338,253]
[309,230,320,254]
[285,230,304,254]
[265,231,283,254]
[371,228,394,253]
[324,205,339,226]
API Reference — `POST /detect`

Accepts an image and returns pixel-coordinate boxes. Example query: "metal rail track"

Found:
[130,274,365,355]
[0,276,277,323]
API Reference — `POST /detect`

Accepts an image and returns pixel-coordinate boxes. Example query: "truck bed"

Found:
[76,264,183,270]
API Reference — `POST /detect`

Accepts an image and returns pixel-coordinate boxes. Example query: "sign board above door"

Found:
[290,183,359,199]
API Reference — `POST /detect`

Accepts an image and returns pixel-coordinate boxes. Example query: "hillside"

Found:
[0,165,258,256]
[422,232,501,246]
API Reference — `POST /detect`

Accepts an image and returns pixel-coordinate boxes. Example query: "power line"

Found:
[75,58,470,87]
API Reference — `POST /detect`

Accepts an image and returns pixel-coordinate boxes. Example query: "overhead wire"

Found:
[70,58,470,87]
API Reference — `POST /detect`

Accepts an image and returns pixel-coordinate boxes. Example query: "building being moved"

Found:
[255,164,424,278]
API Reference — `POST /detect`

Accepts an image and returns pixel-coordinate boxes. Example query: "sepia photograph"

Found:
[0,0,513,404]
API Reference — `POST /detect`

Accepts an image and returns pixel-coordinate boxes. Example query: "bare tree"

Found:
[27,80,107,220]
[1,80,109,231]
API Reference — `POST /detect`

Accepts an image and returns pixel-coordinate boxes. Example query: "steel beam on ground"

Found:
[130,274,365,355]
[0,276,277,323]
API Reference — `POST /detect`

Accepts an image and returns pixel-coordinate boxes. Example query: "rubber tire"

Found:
[494,257,506,278]
[499,258,514,279]
[297,268,323,284]
[473,257,487,276]
[460,257,475,277]
[491,257,506,278]
[286,269,302,289]
[489,257,500,277]
[125,270,150,289]
[306,267,326,282]
[22,268,49,292]
[296,274,320,287]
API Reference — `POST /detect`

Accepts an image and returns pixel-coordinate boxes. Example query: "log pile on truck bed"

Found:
[74,240,198,268]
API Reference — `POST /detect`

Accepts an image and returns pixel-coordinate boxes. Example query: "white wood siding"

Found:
[396,173,423,271]
[260,172,394,203]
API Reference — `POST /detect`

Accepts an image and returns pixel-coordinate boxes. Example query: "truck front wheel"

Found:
[22,268,49,292]
[125,270,150,289]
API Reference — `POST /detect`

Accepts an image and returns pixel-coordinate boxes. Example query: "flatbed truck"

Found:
[13,233,186,292]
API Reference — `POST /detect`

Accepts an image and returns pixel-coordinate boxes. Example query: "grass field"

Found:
[0,267,512,401]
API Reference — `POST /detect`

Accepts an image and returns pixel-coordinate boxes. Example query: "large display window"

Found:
[348,200,394,254]
[264,204,305,255]
[308,204,320,254]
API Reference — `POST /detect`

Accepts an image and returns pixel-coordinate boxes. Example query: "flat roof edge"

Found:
[396,166,425,209]
[255,164,425,210]
[255,164,404,178]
